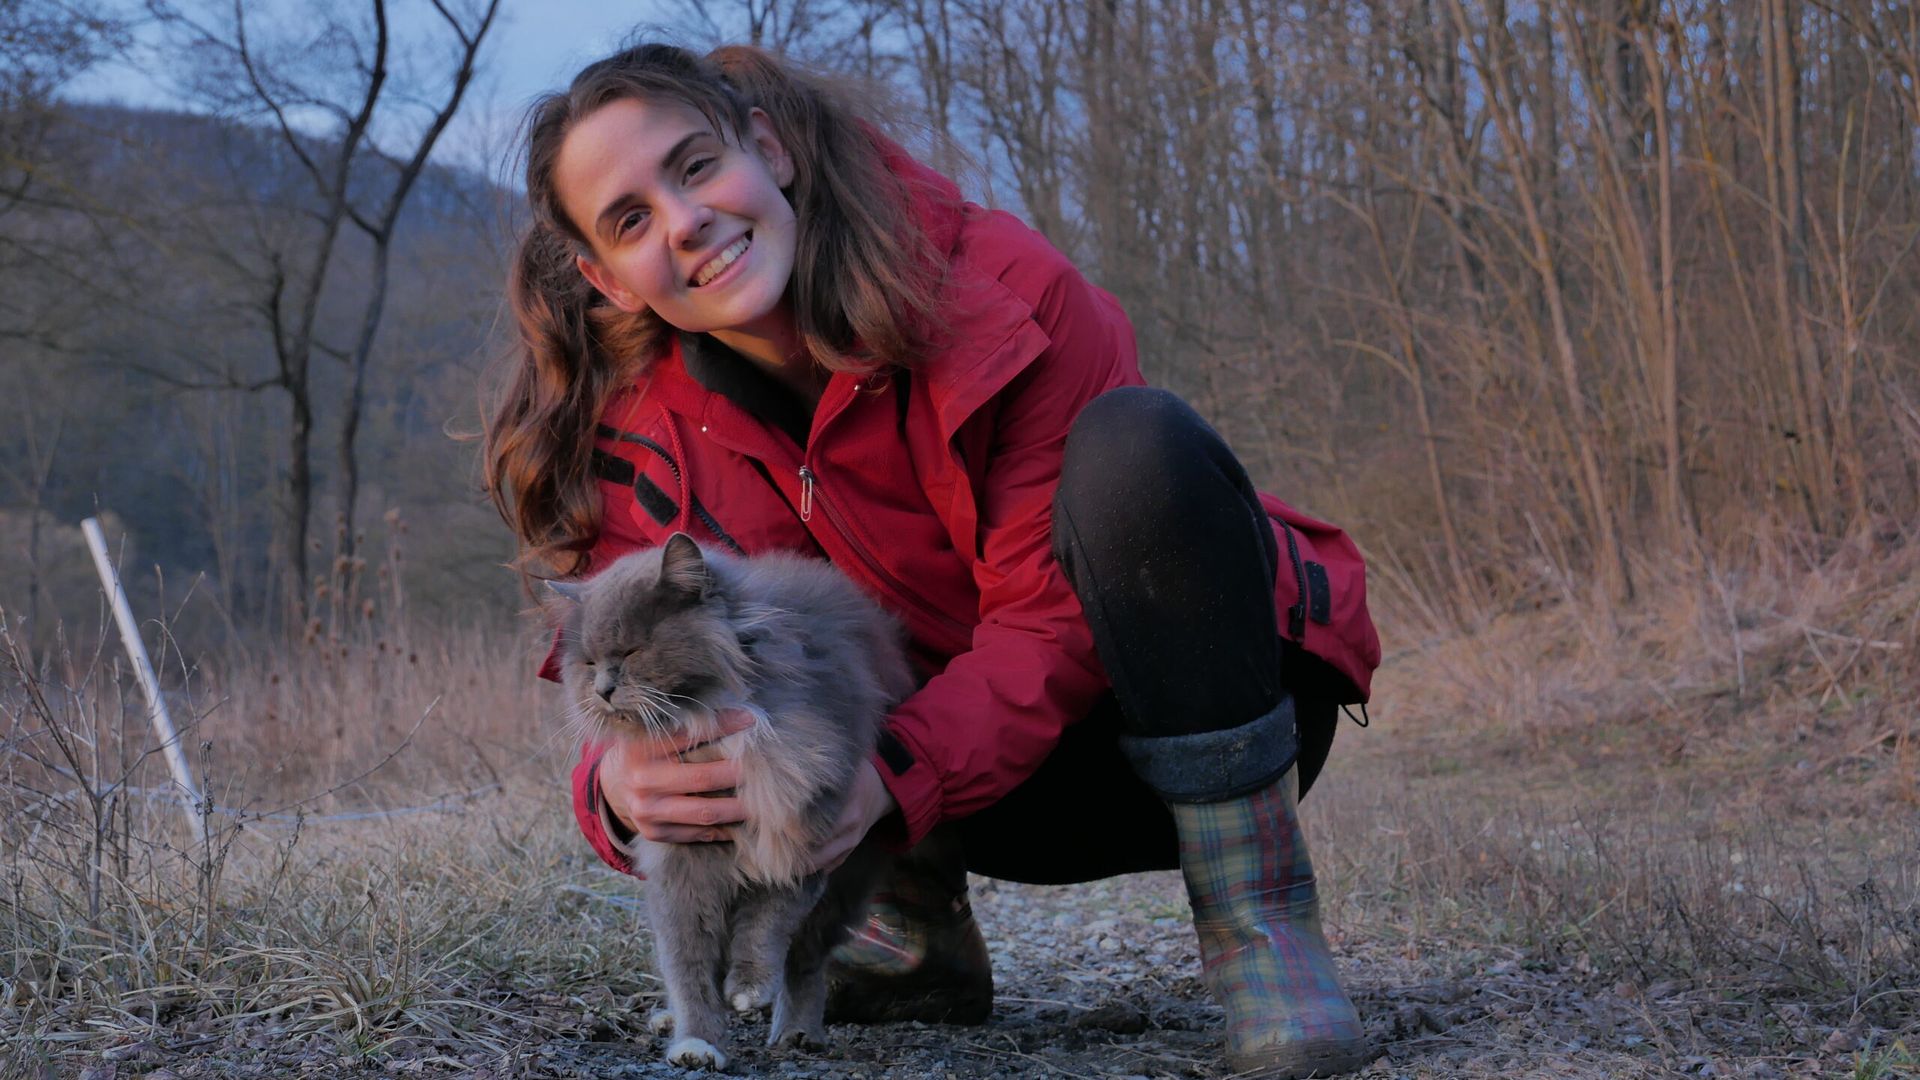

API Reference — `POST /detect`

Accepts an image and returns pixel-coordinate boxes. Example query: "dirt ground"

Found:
[24,741,1910,1080]
[34,871,1893,1080]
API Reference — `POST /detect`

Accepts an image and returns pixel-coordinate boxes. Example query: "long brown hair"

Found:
[484,43,948,576]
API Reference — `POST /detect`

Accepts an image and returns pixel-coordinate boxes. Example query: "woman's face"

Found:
[556,97,798,348]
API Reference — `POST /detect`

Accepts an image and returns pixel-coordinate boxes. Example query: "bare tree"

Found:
[145,0,499,628]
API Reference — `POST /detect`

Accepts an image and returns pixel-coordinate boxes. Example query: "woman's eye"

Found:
[685,156,713,181]
[616,208,648,236]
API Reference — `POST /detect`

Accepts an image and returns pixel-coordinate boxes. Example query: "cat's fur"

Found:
[552,533,915,1069]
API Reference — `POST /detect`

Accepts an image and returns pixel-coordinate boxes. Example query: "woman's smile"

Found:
[690,232,752,288]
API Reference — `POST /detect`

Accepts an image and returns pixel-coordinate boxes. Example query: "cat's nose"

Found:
[594,670,617,700]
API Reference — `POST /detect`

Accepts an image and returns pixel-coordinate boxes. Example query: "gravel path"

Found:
[539,871,1226,1079]
[532,872,1843,1080]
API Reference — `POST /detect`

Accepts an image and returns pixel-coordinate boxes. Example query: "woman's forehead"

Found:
[554,98,724,228]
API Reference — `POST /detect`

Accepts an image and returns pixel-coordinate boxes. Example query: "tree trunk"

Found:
[337,233,392,566]
[287,380,313,629]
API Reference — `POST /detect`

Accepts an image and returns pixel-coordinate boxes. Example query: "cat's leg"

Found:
[643,867,734,1070]
[726,880,820,1016]
[770,849,885,1051]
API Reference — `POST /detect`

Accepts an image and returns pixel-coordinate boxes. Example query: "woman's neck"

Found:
[711,315,828,408]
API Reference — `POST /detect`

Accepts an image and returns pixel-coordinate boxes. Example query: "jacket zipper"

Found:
[797,464,973,653]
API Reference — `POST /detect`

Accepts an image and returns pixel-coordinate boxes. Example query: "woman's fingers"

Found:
[636,793,745,833]
[642,824,735,844]
[631,792,743,843]
[634,757,739,796]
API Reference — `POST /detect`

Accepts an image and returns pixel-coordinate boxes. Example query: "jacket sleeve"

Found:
[569,741,639,875]
[872,254,1143,847]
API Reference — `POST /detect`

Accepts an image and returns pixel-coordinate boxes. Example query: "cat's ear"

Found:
[545,578,587,605]
[659,532,712,599]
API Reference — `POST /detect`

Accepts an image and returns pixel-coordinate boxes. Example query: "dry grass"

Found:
[2,536,1917,1078]
[0,611,667,1079]
[1309,531,1920,1072]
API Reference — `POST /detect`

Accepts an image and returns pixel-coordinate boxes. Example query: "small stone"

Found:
[1074,1000,1148,1034]
[1820,1025,1863,1054]
[1098,936,1122,953]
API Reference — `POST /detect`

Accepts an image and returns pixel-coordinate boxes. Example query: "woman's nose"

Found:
[667,198,716,250]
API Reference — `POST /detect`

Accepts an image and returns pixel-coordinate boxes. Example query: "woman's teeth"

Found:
[693,235,751,286]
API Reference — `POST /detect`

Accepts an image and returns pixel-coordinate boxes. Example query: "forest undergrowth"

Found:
[1,532,1915,1079]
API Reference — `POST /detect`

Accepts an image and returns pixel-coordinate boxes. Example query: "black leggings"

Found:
[959,388,1343,885]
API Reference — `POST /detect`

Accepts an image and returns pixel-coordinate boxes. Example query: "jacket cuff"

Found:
[870,726,944,850]
[538,626,565,683]
[572,749,636,876]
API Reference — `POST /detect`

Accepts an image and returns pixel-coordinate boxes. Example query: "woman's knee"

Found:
[1057,387,1236,525]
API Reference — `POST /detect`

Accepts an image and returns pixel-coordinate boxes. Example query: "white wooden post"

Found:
[80,517,206,843]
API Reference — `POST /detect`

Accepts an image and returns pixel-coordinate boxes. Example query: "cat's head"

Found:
[549,533,750,740]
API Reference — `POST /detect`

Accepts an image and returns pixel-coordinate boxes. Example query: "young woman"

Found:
[485,42,1381,1080]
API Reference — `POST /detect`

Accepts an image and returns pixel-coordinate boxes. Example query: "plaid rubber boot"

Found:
[1171,768,1371,1079]
[825,828,993,1025]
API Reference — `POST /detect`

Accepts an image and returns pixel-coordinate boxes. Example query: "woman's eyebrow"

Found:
[592,130,717,240]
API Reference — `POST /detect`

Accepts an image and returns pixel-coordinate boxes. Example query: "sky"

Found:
[62,0,700,177]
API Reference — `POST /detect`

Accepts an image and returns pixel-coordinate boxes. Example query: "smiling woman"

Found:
[482,40,1381,1080]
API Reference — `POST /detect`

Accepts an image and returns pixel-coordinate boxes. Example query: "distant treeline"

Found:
[4,0,1918,655]
[0,104,515,648]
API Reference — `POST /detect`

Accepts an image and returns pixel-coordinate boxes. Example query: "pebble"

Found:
[1074,1000,1149,1034]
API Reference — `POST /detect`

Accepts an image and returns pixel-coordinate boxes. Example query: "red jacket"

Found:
[550,154,1381,876]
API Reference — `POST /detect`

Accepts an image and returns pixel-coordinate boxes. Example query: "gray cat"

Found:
[551,532,915,1070]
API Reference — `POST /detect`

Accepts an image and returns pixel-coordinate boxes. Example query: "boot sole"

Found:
[1225,1035,1375,1079]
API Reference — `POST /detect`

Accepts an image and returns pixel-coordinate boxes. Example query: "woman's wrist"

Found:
[598,779,638,846]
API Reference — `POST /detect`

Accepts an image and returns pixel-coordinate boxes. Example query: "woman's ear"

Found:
[576,253,646,314]
[747,108,795,188]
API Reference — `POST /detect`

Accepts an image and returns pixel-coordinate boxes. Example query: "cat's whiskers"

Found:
[535,701,600,760]
[621,691,678,742]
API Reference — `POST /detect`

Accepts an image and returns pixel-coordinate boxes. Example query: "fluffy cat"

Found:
[551,532,915,1070]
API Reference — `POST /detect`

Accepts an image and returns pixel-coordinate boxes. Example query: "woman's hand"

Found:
[807,759,898,873]
[598,709,757,844]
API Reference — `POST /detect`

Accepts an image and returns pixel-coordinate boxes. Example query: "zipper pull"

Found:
[798,466,815,523]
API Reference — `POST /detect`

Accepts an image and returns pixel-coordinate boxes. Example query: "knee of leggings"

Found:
[1060,386,1225,521]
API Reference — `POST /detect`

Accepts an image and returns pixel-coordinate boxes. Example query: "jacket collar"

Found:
[679,332,813,448]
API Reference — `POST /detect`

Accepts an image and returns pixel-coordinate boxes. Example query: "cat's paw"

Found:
[724,966,775,1016]
[647,1008,675,1036]
[769,1023,827,1053]
[730,988,770,1015]
[665,1036,727,1070]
